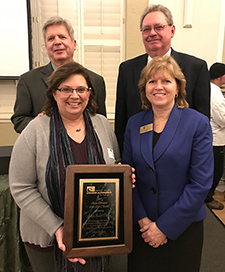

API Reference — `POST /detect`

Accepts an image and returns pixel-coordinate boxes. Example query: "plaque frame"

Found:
[63,164,133,258]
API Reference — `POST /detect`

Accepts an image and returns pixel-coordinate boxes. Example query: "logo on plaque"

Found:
[87,186,95,193]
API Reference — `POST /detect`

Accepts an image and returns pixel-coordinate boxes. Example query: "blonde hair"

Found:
[139,55,189,110]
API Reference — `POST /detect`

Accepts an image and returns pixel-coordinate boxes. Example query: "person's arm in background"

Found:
[211,92,225,128]
[95,75,106,116]
[193,60,210,119]
[172,50,210,119]
[11,64,52,133]
[11,76,35,133]
[115,63,127,154]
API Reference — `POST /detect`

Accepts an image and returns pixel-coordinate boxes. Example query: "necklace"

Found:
[62,115,84,133]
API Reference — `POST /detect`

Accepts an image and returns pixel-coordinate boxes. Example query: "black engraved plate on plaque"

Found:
[79,179,119,241]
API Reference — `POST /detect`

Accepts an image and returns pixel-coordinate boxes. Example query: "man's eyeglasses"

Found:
[141,24,170,35]
[57,87,91,95]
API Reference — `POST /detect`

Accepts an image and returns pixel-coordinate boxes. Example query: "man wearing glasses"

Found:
[115,4,210,153]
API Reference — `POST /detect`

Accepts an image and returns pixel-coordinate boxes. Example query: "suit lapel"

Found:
[171,48,185,74]
[41,62,54,87]
[133,54,148,86]
[153,105,182,162]
[140,110,155,170]
[140,106,182,168]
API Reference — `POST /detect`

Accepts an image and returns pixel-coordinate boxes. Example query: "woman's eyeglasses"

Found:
[57,87,91,95]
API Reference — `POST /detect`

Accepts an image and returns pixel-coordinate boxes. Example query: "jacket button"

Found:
[151,187,157,194]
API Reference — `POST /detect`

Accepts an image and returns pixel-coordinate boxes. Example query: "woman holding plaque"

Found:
[122,55,213,272]
[9,62,122,272]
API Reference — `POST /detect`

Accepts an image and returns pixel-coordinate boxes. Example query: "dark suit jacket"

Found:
[11,62,106,133]
[115,48,210,153]
[122,105,213,240]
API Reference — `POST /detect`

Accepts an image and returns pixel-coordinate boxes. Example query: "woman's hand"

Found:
[118,163,136,188]
[139,219,167,248]
[35,111,45,118]
[131,167,136,188]
[138,217,152,229]
[55,226,86,265]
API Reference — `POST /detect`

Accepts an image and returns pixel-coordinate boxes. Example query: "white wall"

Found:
[150,0,225,67]
[0,0,30,78]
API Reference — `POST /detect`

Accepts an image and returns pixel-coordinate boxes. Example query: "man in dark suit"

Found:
[11,16,106,133]
[115,4,210,153]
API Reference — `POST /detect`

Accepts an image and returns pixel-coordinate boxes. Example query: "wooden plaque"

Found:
[63,164,133,258]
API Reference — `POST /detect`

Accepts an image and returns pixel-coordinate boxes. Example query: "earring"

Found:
[175,94,178,98]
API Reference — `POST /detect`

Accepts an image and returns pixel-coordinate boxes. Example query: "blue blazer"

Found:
[122,105,213,240]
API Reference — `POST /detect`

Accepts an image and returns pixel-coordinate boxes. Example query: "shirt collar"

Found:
[51,62,58,71]
[210,82,221,91]
[147,48,172,63]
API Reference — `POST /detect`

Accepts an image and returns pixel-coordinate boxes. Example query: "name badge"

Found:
[107,148,115,159]
[140,123,153,134]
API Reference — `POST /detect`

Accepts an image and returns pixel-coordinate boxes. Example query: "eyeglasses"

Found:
[141,24,170,35]
[57,87,91,95]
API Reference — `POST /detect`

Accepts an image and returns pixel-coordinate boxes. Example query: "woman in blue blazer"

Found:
[122,55,213,272]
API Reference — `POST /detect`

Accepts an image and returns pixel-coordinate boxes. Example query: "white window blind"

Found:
[30,0,125,119]
[82,0,124,118]
[30,0,58,66]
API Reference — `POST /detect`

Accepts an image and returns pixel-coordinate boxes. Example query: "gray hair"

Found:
[140,4,174,31]
[42,16,75,42]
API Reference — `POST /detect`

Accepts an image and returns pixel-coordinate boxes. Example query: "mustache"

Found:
[146,38,160,42]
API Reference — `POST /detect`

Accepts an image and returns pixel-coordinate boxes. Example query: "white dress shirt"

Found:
[147,48,171,63]
[210,82,225,146]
